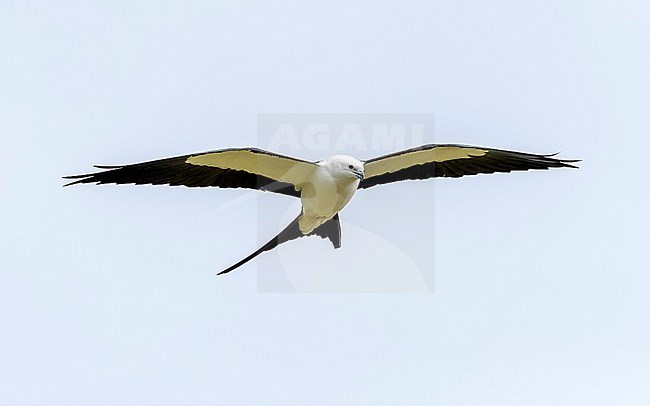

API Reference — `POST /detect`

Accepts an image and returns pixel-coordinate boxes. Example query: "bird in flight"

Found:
[64,144,578,274]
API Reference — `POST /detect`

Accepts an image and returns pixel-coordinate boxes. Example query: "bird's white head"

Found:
[321,155,365,181]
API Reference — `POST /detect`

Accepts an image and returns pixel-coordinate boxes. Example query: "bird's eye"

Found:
[348,165,354,169]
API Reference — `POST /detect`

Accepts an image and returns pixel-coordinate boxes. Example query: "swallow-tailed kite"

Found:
[64,144,579,274]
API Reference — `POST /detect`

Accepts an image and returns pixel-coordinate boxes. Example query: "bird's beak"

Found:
[353,170,364,180]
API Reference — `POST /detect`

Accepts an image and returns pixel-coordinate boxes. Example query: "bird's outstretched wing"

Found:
[360,144,579,189]
[63,148,317,197]
[218,213,341,275]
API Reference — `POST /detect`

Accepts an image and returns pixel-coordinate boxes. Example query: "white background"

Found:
[1,0,649,404]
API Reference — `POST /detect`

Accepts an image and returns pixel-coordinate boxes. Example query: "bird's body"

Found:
[64,143,579,274]
[299,155,363,233]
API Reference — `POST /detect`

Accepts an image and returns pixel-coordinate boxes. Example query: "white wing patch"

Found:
[186,149,316,186]
[364,146,487,178]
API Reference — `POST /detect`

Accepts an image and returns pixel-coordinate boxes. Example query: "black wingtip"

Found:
[63,164,123,187]
[63,170,99,186]
[561,159,581,169]
[542,152,581,169]
[62,177,88,187]
[94,164,123,169]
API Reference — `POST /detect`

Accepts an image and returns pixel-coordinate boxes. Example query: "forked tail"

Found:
[218,213,341,275]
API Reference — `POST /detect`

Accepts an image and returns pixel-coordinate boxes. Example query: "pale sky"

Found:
[2,0,649,405]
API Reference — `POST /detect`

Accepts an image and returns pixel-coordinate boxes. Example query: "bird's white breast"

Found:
[298,164,360,233]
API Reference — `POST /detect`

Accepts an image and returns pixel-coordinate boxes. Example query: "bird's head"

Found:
[324,155,365,180]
